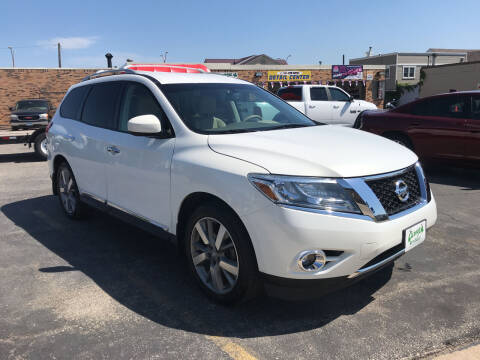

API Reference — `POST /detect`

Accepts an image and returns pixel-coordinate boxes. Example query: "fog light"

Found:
[298,250,327,271]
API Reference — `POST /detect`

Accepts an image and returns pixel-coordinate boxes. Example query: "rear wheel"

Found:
[34,132,48,160]
[184,203,259,304]
[56,163,85,219]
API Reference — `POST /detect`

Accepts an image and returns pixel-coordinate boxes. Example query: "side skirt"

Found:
[79,194,177,244]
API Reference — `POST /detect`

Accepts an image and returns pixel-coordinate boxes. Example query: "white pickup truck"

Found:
[278,85,377,126]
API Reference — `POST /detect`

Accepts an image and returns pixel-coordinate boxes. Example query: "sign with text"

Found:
[332,65,363,80]
[267,70,311,82]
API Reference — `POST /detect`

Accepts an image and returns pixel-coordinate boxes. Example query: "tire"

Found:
[385,133,413,150]
[33,132,48,160]
[184,202,260,304]
[56,162,85,219]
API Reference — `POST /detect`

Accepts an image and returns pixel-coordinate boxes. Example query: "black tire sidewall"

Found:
[184,203,259,304]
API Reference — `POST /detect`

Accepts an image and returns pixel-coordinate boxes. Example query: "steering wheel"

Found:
[244,114,263,122]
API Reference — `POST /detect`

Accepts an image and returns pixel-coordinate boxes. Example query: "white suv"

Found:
[47,66,437,303]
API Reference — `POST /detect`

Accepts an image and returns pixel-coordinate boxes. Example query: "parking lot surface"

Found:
[0,144,479,360]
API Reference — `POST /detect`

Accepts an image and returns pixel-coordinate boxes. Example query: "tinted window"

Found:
[277,87,302,101]
[412,95,469,118]
[471,96,480,120]
[118,83,166,132]
[310,87,328,101]
[16,100,49,112]
[60,86,89,120]
[329,88,350,101]
[81,82,123,129]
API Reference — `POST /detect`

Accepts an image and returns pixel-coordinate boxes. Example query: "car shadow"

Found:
[425,164,480,191]
[0,151,43,163]
[1,195,392,338]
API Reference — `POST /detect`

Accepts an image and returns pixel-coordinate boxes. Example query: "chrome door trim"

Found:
[107,201,169,231]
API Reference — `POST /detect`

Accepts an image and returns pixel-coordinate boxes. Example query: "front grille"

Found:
[366,166,421,215]
[18,115,40,120]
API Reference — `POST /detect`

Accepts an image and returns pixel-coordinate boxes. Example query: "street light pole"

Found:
[285,54,292,64]
[8,47,15,68]
[57,42,62,68]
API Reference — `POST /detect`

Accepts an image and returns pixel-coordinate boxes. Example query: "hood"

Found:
[355,100,377,109]
[208,125,418,178]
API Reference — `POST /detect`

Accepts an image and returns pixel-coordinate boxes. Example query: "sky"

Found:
[0,0,479,68]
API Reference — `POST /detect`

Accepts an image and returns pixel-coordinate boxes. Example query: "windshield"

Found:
[15,100,49,112]
[161,83,317,134]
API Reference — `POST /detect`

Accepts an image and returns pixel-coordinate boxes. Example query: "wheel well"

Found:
[175,192,256,266]
[52,155,68,195]
[382,131,414,149]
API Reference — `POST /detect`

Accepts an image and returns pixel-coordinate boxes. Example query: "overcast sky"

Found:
[0,0,479,68]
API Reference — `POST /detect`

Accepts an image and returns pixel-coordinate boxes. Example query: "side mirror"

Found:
[128,114,162,135]
[349,96,354,102]
[9,106,14,111]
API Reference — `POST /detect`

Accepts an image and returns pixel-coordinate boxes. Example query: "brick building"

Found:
[0,64,386,128]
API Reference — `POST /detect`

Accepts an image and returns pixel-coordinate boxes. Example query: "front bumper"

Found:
[241,194,437,281]
[10,120,48,128]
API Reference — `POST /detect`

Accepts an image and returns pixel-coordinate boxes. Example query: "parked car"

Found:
[277,85,377,126]
[10,99,55,131]
[354,91,480,164]
[47,66,437,304]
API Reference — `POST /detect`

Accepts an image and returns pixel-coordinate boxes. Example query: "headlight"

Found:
[248,174,361,214]
[10,114,18,120]
[39,113,48,119]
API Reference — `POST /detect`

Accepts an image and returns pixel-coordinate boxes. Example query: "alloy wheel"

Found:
[190,217,239,294]
[58,168,77,215]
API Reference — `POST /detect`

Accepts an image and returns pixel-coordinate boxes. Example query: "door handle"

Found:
[411,122,420,126]
[308,105,316,109]
[333,105,340,109]
[65,134,75,141]
[350,110,357,113]
[106,145,120,155]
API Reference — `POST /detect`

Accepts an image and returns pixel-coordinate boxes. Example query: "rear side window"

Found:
[310,87,328,101]
[60,86,89,120]
[118,83,166,132]
[277,87,302,101]
[82,82,123,129]
[472,96,480,120]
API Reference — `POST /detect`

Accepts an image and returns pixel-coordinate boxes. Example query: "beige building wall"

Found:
[419,62,480,98]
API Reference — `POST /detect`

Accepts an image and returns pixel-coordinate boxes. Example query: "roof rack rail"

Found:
[82,69,137,82]
[124,63,210,73]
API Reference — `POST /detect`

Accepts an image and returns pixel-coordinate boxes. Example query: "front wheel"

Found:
[184,203,259,304]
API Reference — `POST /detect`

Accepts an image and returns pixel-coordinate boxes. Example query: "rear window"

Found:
[277,87,302,101]
[60,86,89,120]
[81,82,123,129]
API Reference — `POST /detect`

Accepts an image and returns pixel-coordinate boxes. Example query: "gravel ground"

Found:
[0,143,479,360]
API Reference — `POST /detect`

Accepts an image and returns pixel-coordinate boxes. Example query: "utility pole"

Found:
[57,42,62,68]
[160,51,168,63]
[8,47,15,68]
[342,54,345,65]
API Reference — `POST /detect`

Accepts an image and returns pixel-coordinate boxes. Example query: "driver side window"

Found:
[118,83,166,132]
[328,88,350,102]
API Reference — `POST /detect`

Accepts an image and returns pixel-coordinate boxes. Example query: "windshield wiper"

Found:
[269,123,316,130]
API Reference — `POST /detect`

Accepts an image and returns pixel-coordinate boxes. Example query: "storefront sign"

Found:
[267,70,311,82]
[332,65,363,80]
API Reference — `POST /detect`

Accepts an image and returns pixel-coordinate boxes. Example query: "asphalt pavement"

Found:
[0,143,479,360]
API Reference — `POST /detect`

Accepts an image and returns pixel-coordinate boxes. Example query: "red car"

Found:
[355,91,480,165]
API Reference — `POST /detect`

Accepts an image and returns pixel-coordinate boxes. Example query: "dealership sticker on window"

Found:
[404,220,426,252]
